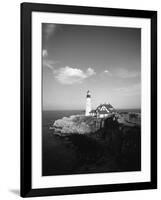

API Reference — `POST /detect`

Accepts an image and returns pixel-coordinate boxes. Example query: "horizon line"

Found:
[43,108,141,111]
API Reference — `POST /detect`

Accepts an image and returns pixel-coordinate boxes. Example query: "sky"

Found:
[42,23,141,110]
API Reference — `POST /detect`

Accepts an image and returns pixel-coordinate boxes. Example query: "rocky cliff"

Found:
[50,112,140,136]
[51,115,100,135]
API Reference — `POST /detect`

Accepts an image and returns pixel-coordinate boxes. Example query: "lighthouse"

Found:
[85,90,92,116]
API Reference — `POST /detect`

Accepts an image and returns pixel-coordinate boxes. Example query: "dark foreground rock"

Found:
[43,112,141,176]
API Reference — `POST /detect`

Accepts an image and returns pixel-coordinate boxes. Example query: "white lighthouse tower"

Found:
[85,90,92,116]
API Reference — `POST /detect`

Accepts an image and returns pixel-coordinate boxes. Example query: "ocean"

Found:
[42,110,84,127]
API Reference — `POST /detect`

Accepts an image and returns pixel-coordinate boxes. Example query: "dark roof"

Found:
[90,110,96,113]
[107,103,114,109]
[96,103,115,111]
[97,110,109,114]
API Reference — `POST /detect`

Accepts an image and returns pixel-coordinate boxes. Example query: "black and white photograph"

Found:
[42,23,141,176]
[0,0,159,199]
[20,3,157,197]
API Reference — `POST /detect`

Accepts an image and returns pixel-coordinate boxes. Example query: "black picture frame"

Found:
[21,2,157,197]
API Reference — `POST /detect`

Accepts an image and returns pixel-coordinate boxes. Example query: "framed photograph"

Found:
[21,2,157,197]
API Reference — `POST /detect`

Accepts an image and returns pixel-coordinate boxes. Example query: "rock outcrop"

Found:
[51,115,101,135]
[51,112,141,136]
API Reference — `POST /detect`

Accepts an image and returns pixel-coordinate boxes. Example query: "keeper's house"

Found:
[90,103,116,118]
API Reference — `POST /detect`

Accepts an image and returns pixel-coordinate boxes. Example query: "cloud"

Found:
[103,69,112,76]
[113,83,140,96]
[42,49,48,57]
[101,68,140,79]
[42,48,53,69]
[42,49,60,70]
[86,68,96,76]
[43,24,57,40]
[43,59,60,70]
[53,66,96,85]
[115,68,140,78]
[43,60,54,70]
[99,69,112,78]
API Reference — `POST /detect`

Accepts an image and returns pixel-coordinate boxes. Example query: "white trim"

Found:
[32,12,151,189]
